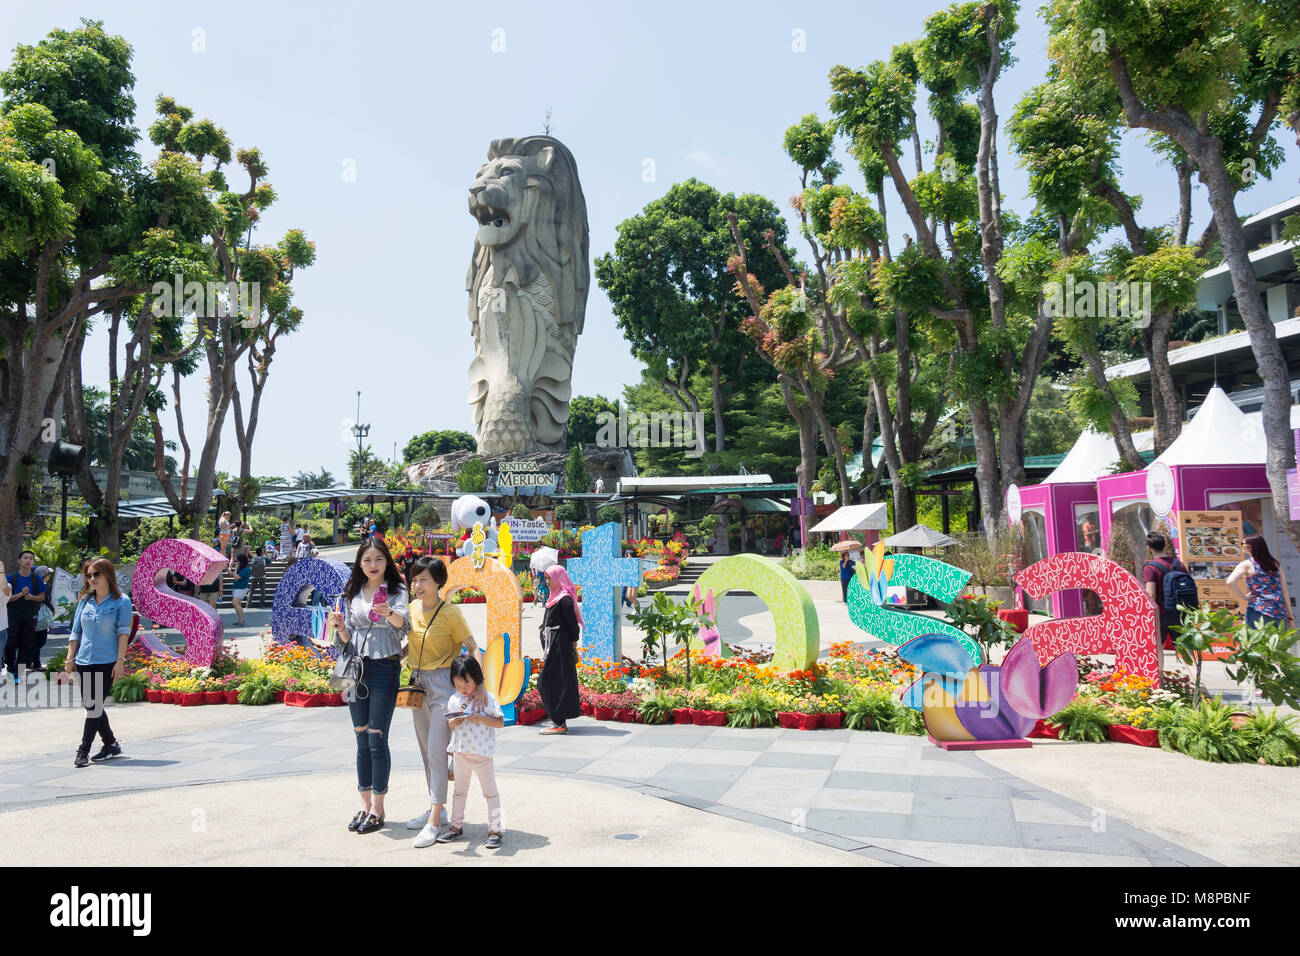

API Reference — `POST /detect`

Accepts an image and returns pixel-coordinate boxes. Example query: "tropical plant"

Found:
[844,686,899,731]
[725,686,778,728]
[1171,605,1237,708]
[638,691,675,725]
[887,706,926,736]
[1047,697,1113,742]
[1239,711,1300,768]
[1223,617,1300,708]
[944,595,1019,661]
[1160,696,1251,763]
[628,590,708,684]
[109,672,148,703]
[237,673,279,705]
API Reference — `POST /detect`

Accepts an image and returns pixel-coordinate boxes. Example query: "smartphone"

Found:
[368,583,388,622]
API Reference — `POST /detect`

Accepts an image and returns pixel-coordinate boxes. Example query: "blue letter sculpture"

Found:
[565,522,641,662]
[271,557,350,658]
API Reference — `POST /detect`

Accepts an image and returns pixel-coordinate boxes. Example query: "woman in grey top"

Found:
[329,539,410,834]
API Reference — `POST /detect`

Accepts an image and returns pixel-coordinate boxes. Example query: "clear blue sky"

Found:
[3,1,1297,485]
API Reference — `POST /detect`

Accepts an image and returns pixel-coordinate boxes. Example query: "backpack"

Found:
[1145,559,1199,613]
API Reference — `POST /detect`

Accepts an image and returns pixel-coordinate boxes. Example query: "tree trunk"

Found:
[970,396,1002,540]
[1145,307,1183,454]
[779,374,817,493]
[1079,340,1145,471]
[710,363,725,454]
[1199,157,1300,552]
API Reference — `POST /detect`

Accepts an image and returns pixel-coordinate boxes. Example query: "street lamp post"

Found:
[351,390,370,488]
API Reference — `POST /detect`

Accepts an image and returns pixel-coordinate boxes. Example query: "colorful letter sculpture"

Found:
[1016,552,1160,682]
[271,557,349,657]
[898,634,1077,746]
[692,554,818,672]
[442,554,527,711]
[691,585,726,657]
[566,522,641,663]
[847,551,978,662]
[131,538,228,667]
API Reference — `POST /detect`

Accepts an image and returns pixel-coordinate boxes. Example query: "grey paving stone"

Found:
[501,756,594,774]
[825,770,916,793]
[494,741,548,756]
[646,777,733,803]
[0,764,83,785]
[803,808,910,839]
[904,813,1021,847]
[624,734,711,749]
[911,792,1015,822]
[1017,821,1146,857]
[913,775,1013,798]
[218,745,323,763]
[650,762,749,784]
[851,844,943,867]
[693,736,773,752]
[752,751,839,770]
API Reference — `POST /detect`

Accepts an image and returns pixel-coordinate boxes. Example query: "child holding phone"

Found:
[438,655,505,849]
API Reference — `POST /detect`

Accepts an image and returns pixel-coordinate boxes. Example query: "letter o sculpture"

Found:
[692,554,819,672]
[441,555,526,706]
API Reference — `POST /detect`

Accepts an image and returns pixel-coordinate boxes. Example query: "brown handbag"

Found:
[396,600,444,709]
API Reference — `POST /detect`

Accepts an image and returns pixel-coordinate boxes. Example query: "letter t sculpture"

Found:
[566,522,641,663]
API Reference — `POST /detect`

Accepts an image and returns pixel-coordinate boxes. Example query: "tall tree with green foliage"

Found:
[565,445,590,494]
[402,429,477,463]
[0,21,222,557]
[595,180,791,455]
[1045,0,1300,550]
[566,394,617,447]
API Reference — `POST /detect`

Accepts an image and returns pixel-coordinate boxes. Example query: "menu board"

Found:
[1195,578,1244,615]
[1178,511,1244,563]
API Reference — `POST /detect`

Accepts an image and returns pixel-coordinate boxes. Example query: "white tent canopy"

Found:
[808,503,888,533]
[1154,385,1261,467]
[1043,428,1154,484]
[881,524,958,548]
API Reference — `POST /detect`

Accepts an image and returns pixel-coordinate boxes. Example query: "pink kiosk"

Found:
[1013,429,1152,618]
[1097,387,1300,596]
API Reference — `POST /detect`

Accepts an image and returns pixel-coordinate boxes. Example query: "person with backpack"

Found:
[1142,532,1198,658]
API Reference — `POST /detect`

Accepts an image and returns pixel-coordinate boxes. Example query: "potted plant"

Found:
[843,687,896,731]
[109,672,149,704]
[819,693,845,730]
[592,693,617,722]
[1046,697,1112,742]
[1105,706,1159,746]
[629,590,710,685]
[221,674,244,704]
[691,693,729,727]
[944,595,1019,664]
[203,677,226,705]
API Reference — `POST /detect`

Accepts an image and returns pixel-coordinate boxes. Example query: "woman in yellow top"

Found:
[402,556,485,848]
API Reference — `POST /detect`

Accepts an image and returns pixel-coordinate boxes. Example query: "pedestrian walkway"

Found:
[0,705,1217,866]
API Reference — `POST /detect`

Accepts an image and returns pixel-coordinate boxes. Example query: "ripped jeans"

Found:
[347,657,400,795]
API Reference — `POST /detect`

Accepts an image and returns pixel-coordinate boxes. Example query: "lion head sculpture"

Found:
[466,135,589,458]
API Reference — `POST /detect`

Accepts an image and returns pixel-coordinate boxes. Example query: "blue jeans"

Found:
[1246,608,1284,630]
[347,657,399,795]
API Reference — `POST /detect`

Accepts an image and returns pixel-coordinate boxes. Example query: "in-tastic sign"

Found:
[495,459,559,495]
[504,517,548,542]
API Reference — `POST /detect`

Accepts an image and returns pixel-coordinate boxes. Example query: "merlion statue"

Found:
[466,136,589,457]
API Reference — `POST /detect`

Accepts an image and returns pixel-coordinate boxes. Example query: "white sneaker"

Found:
[406,810,431,831]
[413,823,442,848]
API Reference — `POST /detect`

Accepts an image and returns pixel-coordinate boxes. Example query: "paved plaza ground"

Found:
[3,549,1295,867]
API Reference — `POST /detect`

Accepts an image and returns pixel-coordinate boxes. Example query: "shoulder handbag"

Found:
[36,600,54,631]
[396,601,444,710]
[330,609,370,699]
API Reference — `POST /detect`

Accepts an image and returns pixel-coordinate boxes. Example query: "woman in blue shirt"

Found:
[66,557,133,768]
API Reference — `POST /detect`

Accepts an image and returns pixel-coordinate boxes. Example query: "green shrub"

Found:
[1160,696,1251,763]
[844,687,898,731]
[725,687,777,728]
[511,503,533,520]
[638,692,674,725]
[596,504,621,526]
[1239,710,1300,767]
[237,674,279,705]
[110,672,148,703]
[45,648,68,676]
[1047,697,1112,742]
[887,706,926,736]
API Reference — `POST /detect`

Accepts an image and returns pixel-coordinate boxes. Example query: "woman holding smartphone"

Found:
[329,539,410,835]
